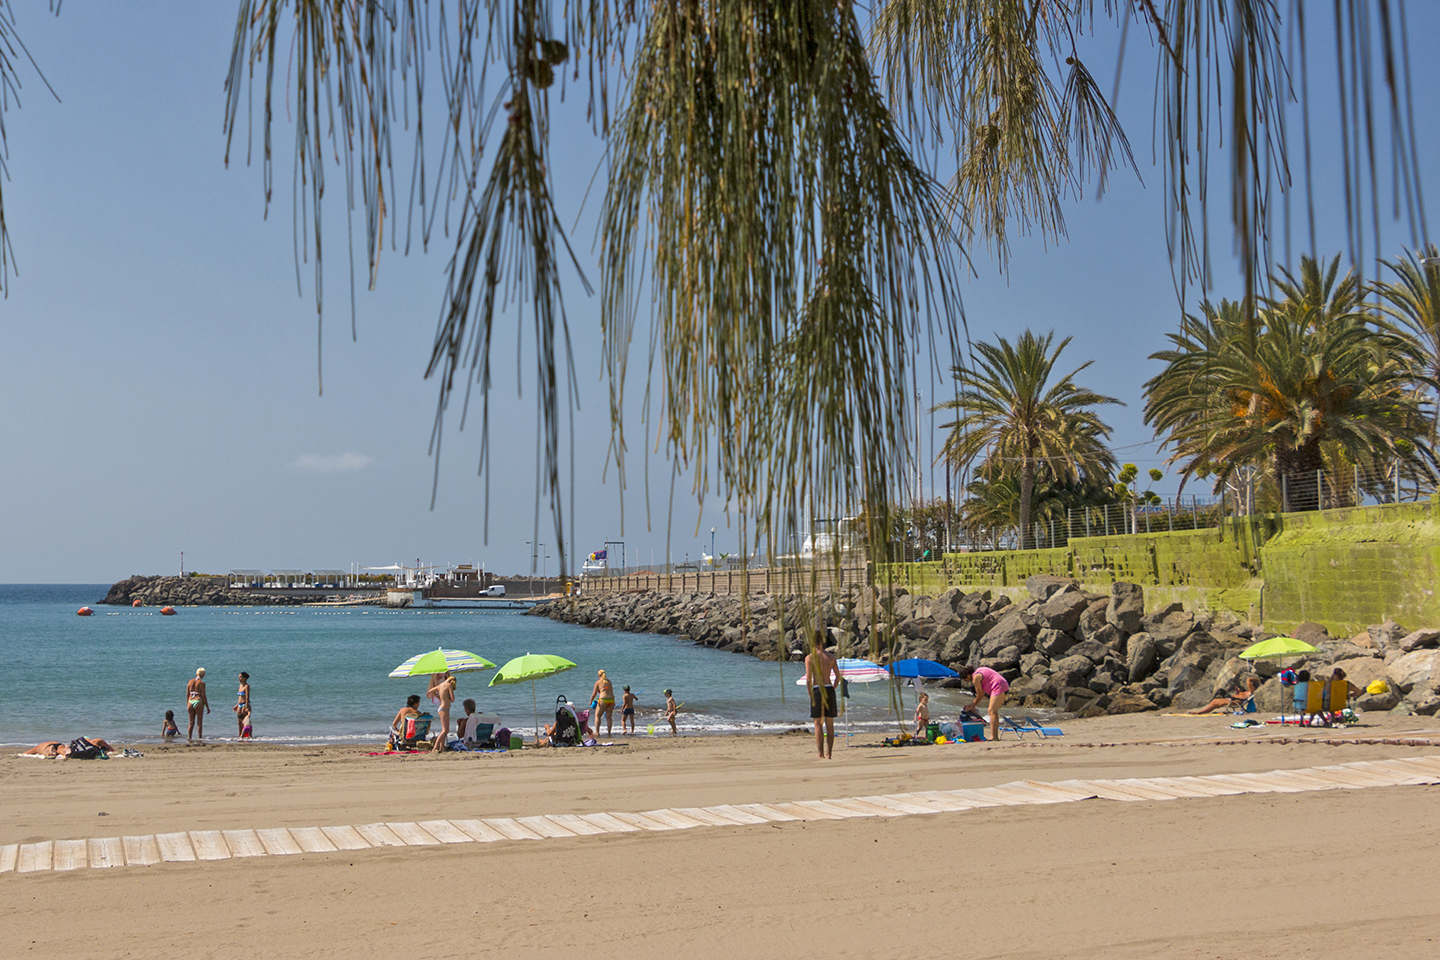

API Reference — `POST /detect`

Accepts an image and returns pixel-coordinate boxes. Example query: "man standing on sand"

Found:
[804,632,839,759]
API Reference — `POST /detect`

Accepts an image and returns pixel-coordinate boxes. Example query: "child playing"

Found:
[621,685,640,735]
[161,710,179,740]
[914,692,930,739]
[239,705,253,739]
[663,688,678,737]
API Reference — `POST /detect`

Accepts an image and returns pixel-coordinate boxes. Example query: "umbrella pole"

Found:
[532,681,539,743]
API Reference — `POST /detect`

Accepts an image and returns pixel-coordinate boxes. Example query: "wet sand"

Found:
[4,712,1440,959]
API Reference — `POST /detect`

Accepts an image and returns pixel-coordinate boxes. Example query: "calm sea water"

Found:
[0,585,946,745]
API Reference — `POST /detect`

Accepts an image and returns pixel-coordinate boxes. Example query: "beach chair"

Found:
[551,697,581,746]
[1228,696,1258,715]
[999,717,1033,738]
[1019,717,1064,737]
[1302,682,1328,726]
[1324,679,1351,724]
[1283,681,1308,725]
[390,713,433,750]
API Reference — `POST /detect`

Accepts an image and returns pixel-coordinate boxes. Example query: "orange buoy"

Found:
[77,606,94,616]
[132,599,142,608]
[160,606,177,616]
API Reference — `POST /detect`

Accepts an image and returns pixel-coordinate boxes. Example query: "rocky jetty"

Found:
[100,575,309,607]
[532,576,1440,717]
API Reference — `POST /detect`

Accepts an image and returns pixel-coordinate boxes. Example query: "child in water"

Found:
[161,710,179,740]
[621,685,640,735]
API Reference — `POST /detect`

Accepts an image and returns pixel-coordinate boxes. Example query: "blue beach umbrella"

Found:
[888,658,959,679]
[888,659,958,723]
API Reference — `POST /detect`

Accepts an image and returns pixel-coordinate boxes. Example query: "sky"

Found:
[0,3,1435,583]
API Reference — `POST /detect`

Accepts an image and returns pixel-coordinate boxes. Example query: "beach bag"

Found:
[68,737,103,760]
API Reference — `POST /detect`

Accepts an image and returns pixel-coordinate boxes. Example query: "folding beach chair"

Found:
[1302,682,1329,727]
[1228,696,1258,715]
[1020,717,1064,737]
[390,713,433,750]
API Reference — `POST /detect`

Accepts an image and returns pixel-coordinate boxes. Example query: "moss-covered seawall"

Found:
[879,499,1440,636]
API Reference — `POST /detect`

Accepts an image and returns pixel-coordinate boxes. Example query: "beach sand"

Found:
[4,712,1440,959]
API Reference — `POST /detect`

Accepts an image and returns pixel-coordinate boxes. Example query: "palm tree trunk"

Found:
[1019,457,1035,549]
[1275,438,1326,511]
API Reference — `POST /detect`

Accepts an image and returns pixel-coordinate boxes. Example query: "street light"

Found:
[710,526,716,565]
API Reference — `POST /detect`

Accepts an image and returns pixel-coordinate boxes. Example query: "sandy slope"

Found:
[4,712,1439,959]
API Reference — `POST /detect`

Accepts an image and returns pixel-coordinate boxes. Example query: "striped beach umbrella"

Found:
[388,648,496,678]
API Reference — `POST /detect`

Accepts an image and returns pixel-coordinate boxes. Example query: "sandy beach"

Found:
[5,712,1440,959]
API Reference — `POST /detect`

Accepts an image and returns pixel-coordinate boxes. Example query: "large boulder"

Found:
[1329,656,1390,691]
[1091,623,1126,656]
[1038,588,1090,633]
[1077,599,1111,641]
[1408,682,1440,717]
[1387,649,1440,694]
[1034,627,1077,658]
[939,620,993,665]
[1107,582,1145,635]
[1025,575,1078,602]
[980,646,1022,671]
[957,592,991,619]
[897,618,937,642]
[1050,654,1096,682]
[1147,610,1197,646]
[1399,628,1440,653]
[1067,638,1111,664]
[1367,619,1408,653]
[978,611,1034,658]
[1127,633,1158,683]
[1355,683,1401,712]
[1292,621,1331,647]
[1107,686,1159,714]
[1019,651,1051,676]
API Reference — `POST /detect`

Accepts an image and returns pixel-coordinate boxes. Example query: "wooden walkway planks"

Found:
[9,753,1440,877]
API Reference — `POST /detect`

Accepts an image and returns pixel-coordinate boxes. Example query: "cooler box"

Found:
[959,721,987,742]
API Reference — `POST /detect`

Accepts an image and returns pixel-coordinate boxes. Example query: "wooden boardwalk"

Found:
[5,754,1438,877]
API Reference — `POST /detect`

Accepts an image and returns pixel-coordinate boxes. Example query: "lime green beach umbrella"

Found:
[1238,636,1319,660]
[388,648,496,678]
[489,653,578,739]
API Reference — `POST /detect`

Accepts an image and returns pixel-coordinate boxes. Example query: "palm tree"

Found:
[1144,257,1437,511]
[1377,244,1440,405]
[937,330,1120,549]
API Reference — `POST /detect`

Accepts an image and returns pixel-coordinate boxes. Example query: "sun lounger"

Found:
[999,717,1033,738]
[1020,717,1063,737]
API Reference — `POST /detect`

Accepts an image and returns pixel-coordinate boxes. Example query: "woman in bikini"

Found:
[186,668,209,741]
[234,672,251,737]
[590,669,615,737]
[428,673,457,752]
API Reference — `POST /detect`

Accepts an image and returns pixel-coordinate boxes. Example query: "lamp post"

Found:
[710,526,716,565]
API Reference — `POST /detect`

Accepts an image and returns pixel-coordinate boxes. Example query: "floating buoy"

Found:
[132,599,142,608]
[160,606,177,616]
[77,606,94,616]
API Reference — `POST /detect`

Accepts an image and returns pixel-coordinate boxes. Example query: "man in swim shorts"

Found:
[804,632,839,759]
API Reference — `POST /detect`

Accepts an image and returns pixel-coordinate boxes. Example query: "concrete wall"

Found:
[1259,500,1440,636]
[879,503,1440,634]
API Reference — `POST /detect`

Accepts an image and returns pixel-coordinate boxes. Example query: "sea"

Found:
[0,584,959,746]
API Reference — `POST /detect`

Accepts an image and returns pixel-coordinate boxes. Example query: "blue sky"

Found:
[0,3,1434,582]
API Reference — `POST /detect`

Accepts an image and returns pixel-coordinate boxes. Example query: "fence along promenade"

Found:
[580,563,869,597]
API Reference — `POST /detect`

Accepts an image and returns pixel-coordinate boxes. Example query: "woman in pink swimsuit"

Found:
[957,666,1009,742]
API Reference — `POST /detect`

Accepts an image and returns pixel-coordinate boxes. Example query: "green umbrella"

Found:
[389,648,496,678]
[488,653,578,740]
[1238,636,1319,660]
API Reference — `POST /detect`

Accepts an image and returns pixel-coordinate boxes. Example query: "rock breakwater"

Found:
[100,576,309,607]
[531,576,1440,717]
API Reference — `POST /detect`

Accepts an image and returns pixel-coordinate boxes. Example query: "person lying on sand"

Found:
[1189,676,1261,714]
[21,739,114,758]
